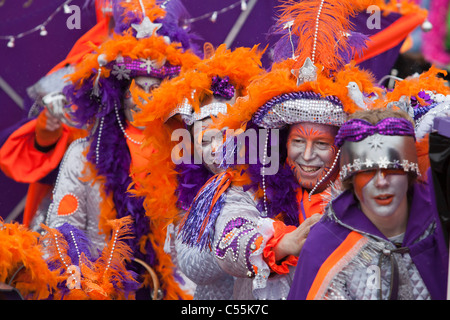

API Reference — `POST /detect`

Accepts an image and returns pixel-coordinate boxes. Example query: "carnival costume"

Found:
[44,0,200,300]
[288,109,449,300]
[131,43,266,299]
[0,2,110,229]
[214,0,395,224]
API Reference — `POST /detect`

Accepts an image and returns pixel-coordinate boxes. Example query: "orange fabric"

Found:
[0,119,71,183]
[47,19,110,75]
[416,134,430,182]
[306,231,365,300]
[354,12,427,64]
[263,221,298,274]
[22,182,53,227]
[125,123,155,180]
[35,109,63,147]
[297,189,326,224]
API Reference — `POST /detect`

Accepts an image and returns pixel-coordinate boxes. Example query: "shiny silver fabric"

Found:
[174,232,235,300]
[254,98,348,129]
[45,138,105,253]
[321,204,432,300]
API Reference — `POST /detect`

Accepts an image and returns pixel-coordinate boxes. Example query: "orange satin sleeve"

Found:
[0,119,71,183]
[22,182,54,227]
[263,220,299,274]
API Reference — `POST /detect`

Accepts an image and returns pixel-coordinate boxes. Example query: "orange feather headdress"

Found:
[129,44,265,226]
[373,65,450,143]
[213,0,383,132]
[133,43,265,125]
[68,0,200,94]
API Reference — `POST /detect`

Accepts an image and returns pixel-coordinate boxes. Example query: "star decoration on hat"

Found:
[132,16,162,39]
[367,135,383,150]
[112,65,131,80]
[139,57,166,73]
[291,57,318,86]
[377,156,390,169]
[364,158,374,168]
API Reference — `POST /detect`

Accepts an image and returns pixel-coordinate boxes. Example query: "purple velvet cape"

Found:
[288,180,449,300]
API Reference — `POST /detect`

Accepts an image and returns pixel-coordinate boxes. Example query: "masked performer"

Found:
[288,108,449,300]
[44,0,200,300]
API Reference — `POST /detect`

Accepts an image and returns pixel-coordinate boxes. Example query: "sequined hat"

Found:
[133,43,265,127]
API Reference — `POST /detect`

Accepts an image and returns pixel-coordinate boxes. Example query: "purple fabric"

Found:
[334,117,415,147]
[56,223,94,263]
[288,182,449,300]
[110,57,181,80]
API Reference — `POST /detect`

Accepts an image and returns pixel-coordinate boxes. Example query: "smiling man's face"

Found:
[287,122,339,191]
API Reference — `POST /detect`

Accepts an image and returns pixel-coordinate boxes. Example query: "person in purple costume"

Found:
[288,108,449,300]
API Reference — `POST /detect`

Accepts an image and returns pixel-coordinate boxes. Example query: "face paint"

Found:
[192,117,224,174]
[123,76,161,126]
[287,122,339,191]
[353,169,408,220]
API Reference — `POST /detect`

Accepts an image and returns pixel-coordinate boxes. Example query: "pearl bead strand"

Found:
[261,130,269,217]
[311,0,325,64]
[308,149,340,201]
[96,116,104,164]
[114,103,143,145]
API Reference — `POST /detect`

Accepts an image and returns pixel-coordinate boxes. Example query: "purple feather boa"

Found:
[63,74,157,282]
[243,122,300,226]
[56,223,95,263]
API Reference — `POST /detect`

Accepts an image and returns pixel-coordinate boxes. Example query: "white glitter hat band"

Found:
[165,98,228,125]
[252,91,348,129]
